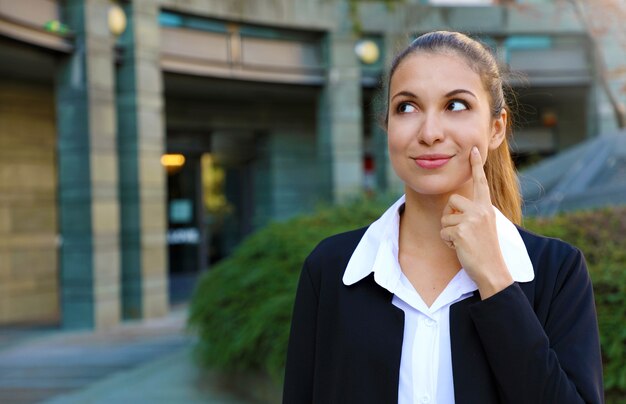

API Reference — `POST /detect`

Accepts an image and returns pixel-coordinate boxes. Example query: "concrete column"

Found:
[317,31,364,203]
[117,0,168,320]
[57,0,121,329]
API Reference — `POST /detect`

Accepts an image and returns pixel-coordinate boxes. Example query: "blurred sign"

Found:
[167,228,200,245]
[169,199,193,223]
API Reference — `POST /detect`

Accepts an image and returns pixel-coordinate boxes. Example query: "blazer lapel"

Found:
[449,291,500,403]
[334,274,405,403]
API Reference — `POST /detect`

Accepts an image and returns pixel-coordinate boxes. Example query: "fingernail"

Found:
[472,147,479,155]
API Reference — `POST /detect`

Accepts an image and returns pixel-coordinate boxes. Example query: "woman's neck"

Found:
[400,189,454,245]
[397,188,468,306]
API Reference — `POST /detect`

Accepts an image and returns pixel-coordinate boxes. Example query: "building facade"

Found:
[0,0,621,328]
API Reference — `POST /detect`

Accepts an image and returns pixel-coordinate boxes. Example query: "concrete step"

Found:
[0,308,192,404]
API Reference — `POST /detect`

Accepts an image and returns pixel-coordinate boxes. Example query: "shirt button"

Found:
[424,318,436,327]
[420,394,431,403]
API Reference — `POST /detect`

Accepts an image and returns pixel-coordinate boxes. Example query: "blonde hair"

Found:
[386,31,522,224]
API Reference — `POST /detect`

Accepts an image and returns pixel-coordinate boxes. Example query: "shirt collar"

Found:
[342,195,534,286]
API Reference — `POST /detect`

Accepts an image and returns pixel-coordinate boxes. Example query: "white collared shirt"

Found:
[342,195,534,404]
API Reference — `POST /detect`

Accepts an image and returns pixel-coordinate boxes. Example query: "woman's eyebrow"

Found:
[391,90,417,101]
[445,89,477,99]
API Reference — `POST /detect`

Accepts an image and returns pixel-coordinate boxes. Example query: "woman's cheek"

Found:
[386,131,404,155]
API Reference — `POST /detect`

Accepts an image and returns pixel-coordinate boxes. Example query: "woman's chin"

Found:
[405,180,473,199]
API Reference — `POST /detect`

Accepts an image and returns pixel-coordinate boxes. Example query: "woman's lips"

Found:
[414,154,452,169]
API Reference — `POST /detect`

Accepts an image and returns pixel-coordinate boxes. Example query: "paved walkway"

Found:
[0,307,260,404]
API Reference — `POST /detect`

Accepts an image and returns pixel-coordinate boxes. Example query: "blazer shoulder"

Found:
[516,225,581,258]
[308,226,368,261]
[516,225,587,284]
[304,226,368,278]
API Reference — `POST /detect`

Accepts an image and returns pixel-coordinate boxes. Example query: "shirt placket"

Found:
[412,311,439,404]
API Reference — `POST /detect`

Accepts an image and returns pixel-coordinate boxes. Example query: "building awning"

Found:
[521,131,626,216]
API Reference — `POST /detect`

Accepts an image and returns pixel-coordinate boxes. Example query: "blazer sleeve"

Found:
[283,258,319,403]
[468,247,604,403]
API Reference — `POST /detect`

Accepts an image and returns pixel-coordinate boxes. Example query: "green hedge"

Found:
[524,209,626,402]
[188,198,626,401]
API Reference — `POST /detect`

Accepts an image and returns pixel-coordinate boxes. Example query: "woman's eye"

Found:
[447,100,468,112]
[398,103,416,113]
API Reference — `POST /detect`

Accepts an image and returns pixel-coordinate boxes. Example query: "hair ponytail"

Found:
[485,108,522,224]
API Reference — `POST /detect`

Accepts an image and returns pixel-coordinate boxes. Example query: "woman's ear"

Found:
[488,108,507,150]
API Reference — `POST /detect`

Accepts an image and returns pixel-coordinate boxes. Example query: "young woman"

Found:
[283,31,603,404]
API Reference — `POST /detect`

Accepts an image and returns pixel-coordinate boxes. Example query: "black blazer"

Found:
[283,226,604,403]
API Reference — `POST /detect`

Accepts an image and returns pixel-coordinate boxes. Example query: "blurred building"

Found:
[0,0,622,328]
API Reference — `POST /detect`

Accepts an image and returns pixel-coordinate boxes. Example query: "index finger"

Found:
[471,146,491,204]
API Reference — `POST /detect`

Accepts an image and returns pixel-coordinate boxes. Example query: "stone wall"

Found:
[0,79,59,324]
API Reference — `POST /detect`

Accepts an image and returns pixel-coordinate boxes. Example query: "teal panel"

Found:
[159,10,320,42]
[59,205,93,236]
[118,152,140,187]
[372,96,388,192]
[506,35,552,50]
[61,301,94,330]
[61,249,93,282]
[58,151,91,186]
[117,2,143,320]
[239,25,319,42]
[119,199,141,232]
[56,0,95,330]
[56,103,89,144]
[115,71,137,92]
[159,10,227,33]
[158,11,184,28]
[58,185,91,203]
[186,18,229,34]
[316,87,333,202]
[60,0,86,35]
[503,35,552,62]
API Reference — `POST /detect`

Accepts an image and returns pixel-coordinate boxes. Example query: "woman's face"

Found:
[387,51,506,199]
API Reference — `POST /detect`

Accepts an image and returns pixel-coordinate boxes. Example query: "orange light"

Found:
[161,154,186,167]
[542,111,558,127]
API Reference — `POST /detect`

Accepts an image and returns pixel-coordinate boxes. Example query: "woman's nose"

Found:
[418,112,444,145]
